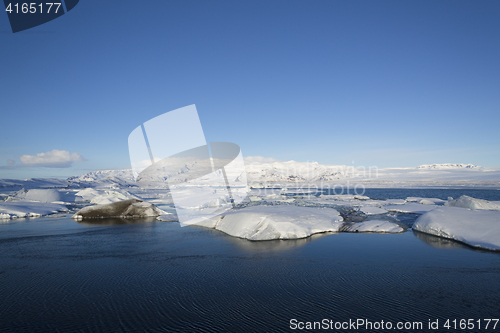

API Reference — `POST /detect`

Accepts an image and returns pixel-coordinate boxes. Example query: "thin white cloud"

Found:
[18,149,85,168]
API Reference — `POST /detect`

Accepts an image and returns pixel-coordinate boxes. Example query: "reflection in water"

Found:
[412,230,495,254]
[76,217,158,226]
[2,215,500,332]
[218,230,336,252]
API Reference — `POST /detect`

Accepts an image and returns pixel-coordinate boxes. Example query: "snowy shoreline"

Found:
[1,162,500,250]
[1,182,499,251]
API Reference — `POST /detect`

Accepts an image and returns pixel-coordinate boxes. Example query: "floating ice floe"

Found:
[413,207,500,251]
[72,199,165,220]
[342,220,404,233]
[385,203,438,214]
[383,199,406,205]
[9,188,76,203]
[188,205,406,240]
[318,194,370,201]
[191,205,344,240]
[0,201,69,219]
[406,197,446,205]
[359,206,387,215]
[444,195,500,211]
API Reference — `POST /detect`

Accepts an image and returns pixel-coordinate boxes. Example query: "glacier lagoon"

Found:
[1,188,500,332]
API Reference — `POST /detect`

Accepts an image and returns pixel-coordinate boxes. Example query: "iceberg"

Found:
[383,199,406,205]
[192,205,344,241]
[385,203,438,214]
[11,189,76,203]
[406,197,446,205]
[413,207,500,251]
[0,201,69,219]
[71,199,165,220]
[445,195,500,211]
[360,206,387,215]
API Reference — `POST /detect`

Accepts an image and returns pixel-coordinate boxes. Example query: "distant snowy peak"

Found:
[64,160,492,187]
[416,163,481,170]
[67,169,134,186]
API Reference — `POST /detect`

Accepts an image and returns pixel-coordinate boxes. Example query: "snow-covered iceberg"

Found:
[360,206,387,215]
[193,205,344,241]
[8,188,76,203]
[74,188,141,205]
[0,201,69,219]
[385,203,438,214]
[445,195,500,211]
[72,199,165,220]
[406,197,446,205]
[413,207,500,251]
[188,205,408,240]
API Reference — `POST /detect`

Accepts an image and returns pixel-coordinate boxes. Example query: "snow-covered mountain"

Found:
[64,160,358,187]
[2,158,493,190]
[67,169,135,187]
[417,164,481,170]
[244,160,350,183]
[60,159,499,188]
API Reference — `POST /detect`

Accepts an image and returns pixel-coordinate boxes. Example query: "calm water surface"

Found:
[1,189,500,332]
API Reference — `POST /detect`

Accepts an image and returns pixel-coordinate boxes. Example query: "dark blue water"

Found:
[1,189,500,332]
[284,188,500,201]
[359,188,500,201]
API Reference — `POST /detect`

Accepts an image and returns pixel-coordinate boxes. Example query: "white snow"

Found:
[50,158,500,188]
[416,163,481,169]
[383,199,406,205]
[189,205,407,240]
[418,199,435,205]
[7,189,76,203]
[75,188,100,201]
[360,206,388,215]
[192,205,344,240]
[73,188,141,205]
[67,169,135,186]
[385,203,438,214]
[406,197,446,205]
[445,195,500,211]
[26,189,71,203]
[413,207,500,251]
[318,194,370,201]
[72,199,165,219]
[342,220,404,233]
[0,201,69,219]
[89,190,140,205]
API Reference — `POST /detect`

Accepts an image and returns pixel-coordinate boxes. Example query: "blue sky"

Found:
[1,0,499,179]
